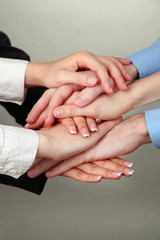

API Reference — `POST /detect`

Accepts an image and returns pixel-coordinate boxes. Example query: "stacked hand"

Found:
[24,50,155,183]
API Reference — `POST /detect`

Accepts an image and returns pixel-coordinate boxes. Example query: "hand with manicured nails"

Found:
[27,157,133,183]
[35,118,122,164]
[43,114,151,178]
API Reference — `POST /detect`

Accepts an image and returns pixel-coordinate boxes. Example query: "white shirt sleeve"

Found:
[0,125,39,179]
[0,58,28,105]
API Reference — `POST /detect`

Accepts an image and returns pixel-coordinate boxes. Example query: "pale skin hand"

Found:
[25,51,131,92]
[35,118,122,163]
[27,157,133,183]
[25,63,136,131]
[53,71,160,120]
[26,55,131,126]
[44,114,152,177]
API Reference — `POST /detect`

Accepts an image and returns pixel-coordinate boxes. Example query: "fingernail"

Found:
[27,170,34,177]
[87,76,97,85]
[25,123,30,129]
[90,123,98,132]
[94,176,102,181]
[112,171,122,177]
[95,119,101,123]
[126,73,131,80]
[75,95,87,106]
[123,168,134,176]
[122,82,127,89]
[70,126,77,135]
[54,108,63,117]
[123,161,133,168]
[108,86,113,94]
[81,128,90,137]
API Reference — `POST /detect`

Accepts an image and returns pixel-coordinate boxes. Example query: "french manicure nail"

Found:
[54,108,63,117]
[82,128,90,138]
[95,119,101,123]
[123,168,134,176]
[90,123,98,132]
[70,126,77,135]
[87,76,97,85]
[94,176,102,181]
[123,161,133,168]
[112,172,122,177]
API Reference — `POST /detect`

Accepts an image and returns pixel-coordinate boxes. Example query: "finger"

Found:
[27,159,56,178]
[28,158,43,171]
[73,117,90,137]
[74,84,104,107]
[46,118,122,177]
[77,51,113,94]
[86,117,98,132]
[26,89,56,124]
[116,57,131,65]
[93,159,134,177]
[44,85,81,126]
[59,118,77,135]
[77,163,122,179]
[54,104,89,119]
[100,58,128,91]
[111,157,133,168]
[25,111,46,129]
[57,70,98,87]
[111,57,132,82]
[62,168,102,183]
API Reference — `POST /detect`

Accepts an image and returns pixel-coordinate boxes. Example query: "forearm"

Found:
[25,62,52,88]
[112,71,160,115]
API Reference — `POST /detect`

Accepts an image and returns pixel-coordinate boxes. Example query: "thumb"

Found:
[53,104,87,118]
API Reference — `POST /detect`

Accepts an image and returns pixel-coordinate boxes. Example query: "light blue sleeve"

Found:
[126,38,160,78]
[145,108,160,148]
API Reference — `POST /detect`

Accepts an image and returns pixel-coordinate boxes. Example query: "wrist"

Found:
[36,130,50,159]
[125,63,139,82]
[25,62,47,88]
[135,114,151,145]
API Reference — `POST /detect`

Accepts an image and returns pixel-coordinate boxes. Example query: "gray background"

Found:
[0,0,160,239]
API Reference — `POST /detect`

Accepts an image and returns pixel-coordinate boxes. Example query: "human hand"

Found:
[35,118,122,163]
[45,114,151,177]
[25,84,98,137]
[25,51,131,93]
[74,62,138,107]
[27,157,133,182]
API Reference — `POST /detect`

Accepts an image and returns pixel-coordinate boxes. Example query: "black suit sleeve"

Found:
[0,31,47,195]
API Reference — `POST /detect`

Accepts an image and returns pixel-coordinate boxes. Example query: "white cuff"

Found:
[0,125,39,178]
[0,58,28,105]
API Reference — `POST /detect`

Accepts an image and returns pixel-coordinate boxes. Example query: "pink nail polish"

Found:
[123,161,133,168]
[81,128,90,137]
[112,172,122,177]
[94,176,102,181]
[70,126,77,135]
[90,123,98,132]
[123,168,134,175]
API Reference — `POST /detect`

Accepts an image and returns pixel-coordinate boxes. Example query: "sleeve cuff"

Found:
[0,125,39,178]
[0,58,28,105]
[126,38,160,79]
[145,108,160,148]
